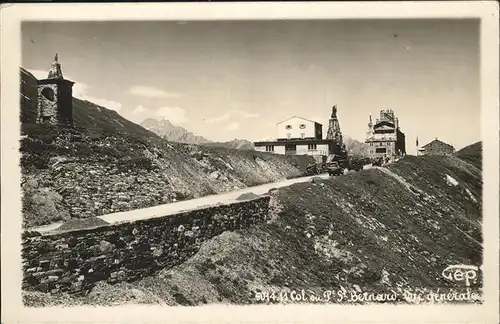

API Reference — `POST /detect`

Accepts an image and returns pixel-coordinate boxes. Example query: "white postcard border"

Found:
[1,2,498,323]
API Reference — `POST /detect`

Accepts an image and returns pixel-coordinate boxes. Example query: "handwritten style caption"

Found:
[254,288,481,304]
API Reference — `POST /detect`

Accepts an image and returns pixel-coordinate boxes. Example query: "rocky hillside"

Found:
[24,153,483,306]
[21,123,314,229]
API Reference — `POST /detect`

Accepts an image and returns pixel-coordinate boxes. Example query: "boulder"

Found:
[99,240,115,254]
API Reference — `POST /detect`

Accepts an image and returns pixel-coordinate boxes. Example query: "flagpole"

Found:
[416,135,419,156]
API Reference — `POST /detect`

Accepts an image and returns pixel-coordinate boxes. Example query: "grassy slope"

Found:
[72,98,159,138]
[24,154,483,306]
[455,141,482,170]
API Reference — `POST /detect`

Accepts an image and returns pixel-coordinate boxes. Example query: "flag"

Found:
[416,136,419,147]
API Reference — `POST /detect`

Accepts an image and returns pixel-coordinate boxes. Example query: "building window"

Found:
[265,145,274,152]
[308,144,317,150]
[375,147,387,153]
[300,133,305,139]
[285,125,292,130]
[299,124,306,129]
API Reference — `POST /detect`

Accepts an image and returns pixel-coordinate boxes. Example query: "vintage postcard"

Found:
[1,2,499,323]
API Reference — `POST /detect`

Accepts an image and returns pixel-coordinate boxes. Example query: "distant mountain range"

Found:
[141,117,368,155]
[203,139,255,151]
[140,118,255,150]
[141,118,211,144]
[343,136,369,157]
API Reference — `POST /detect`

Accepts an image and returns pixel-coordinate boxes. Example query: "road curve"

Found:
[28,173,331,233]
[98,173,331,224]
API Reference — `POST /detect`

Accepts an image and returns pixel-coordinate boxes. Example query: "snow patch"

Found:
[465,189,478,203]
[445,174,459,187]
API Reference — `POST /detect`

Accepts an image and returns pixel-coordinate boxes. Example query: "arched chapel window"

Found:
[41,87,55,101]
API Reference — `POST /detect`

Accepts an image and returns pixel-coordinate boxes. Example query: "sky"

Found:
[22,19,480,153]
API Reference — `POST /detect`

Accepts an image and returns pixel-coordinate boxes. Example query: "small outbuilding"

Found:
[418,138,455,156]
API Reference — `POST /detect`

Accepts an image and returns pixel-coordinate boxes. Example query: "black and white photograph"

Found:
[1,2,499,323]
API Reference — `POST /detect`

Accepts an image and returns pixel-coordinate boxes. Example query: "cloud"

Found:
[204,110,259,124]
[28,69,122,111]
[234,110,260,119]
[204,113,231,124]
[155,106,188,125]
[129,85,180,98]
[225,122,240,131]
[131,105,147,115]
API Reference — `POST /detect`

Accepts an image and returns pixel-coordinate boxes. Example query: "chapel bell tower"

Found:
[37,53,74,126]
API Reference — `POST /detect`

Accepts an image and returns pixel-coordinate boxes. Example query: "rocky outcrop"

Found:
[22,196,270,296]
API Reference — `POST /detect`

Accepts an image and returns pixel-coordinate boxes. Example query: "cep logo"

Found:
[442,265,480,287]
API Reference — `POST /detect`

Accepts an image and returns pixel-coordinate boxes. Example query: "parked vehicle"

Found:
[305,153,374,177]
[348,156,372,171]
[326,161,343,176]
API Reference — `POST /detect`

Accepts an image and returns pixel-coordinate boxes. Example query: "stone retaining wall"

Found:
[22,196,270,296]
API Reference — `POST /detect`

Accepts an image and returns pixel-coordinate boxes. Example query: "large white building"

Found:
[275,116,323,141]
[254,106,346,162]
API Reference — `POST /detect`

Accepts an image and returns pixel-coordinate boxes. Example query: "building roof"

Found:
[254,138,334,146]
[276,116,322,126]
[373,120,395,128]
[20,67,38,81]
[421,138,454,150]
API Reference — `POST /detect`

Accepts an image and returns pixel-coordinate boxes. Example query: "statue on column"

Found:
[331,105,337,118]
